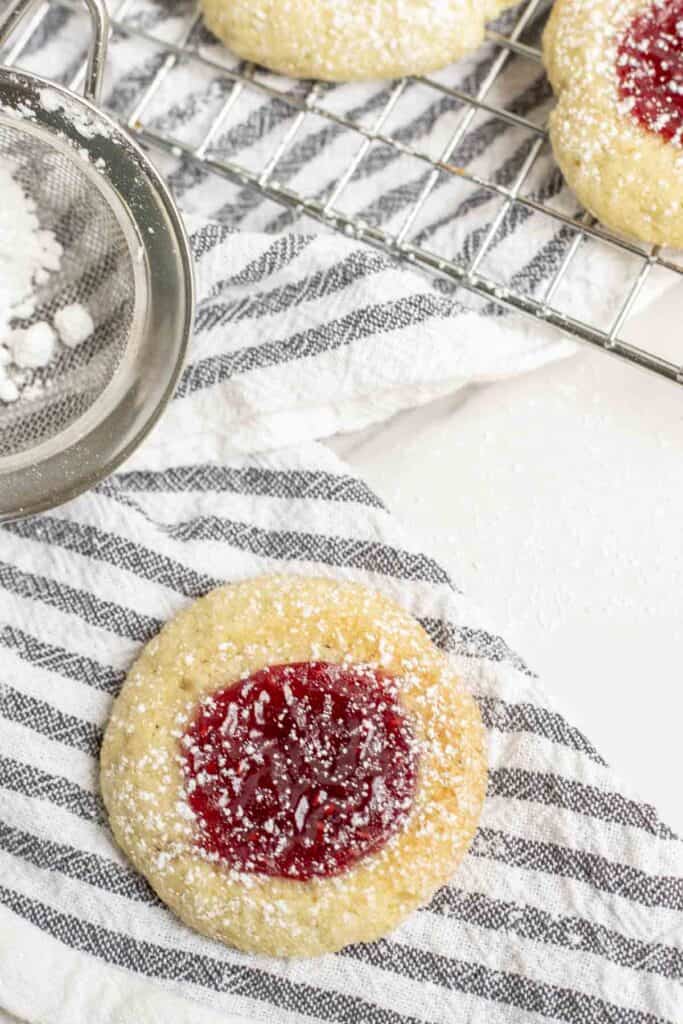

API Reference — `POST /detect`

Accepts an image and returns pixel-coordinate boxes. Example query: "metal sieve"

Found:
[0,0,194,521]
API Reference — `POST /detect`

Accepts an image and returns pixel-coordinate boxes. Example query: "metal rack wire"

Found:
[4,0,683,383]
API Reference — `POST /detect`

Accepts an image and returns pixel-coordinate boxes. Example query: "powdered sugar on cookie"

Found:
[616,0,683,144]
[180,661,420,879]
[201,0,518,82]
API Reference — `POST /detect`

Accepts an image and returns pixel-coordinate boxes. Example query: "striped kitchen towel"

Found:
[0,437,681,1024]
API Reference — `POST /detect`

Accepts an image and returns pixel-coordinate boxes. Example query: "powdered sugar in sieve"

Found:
[0,0,193,522]
[0,122,135,457]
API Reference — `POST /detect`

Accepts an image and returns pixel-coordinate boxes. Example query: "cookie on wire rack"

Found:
[201,0,518,81]
[543,0,683,247]
[100,575,487,957]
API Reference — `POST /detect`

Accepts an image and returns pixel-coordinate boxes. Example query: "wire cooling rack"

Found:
[4,0,683,383]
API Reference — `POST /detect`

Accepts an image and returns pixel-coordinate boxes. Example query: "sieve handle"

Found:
[0,0,109,103]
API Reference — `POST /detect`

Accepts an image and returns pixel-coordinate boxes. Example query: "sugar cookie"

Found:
[101,575,487,957]
[201,0,517,81]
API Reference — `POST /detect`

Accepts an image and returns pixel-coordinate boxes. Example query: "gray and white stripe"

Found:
[0,455,681,1022]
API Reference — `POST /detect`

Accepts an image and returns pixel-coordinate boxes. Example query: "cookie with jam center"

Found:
[543,0,683,246]
[101,575,487,957]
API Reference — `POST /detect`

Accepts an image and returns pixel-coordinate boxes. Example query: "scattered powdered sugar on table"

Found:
[0,156,95,404]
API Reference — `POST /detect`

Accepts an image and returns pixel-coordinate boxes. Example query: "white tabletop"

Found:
[332,278,683,837]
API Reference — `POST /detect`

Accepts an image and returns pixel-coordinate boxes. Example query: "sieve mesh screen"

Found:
[0,121,135,458]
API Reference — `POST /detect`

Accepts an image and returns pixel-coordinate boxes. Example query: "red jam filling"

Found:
[616,0,683,144]
[180,661,419,880]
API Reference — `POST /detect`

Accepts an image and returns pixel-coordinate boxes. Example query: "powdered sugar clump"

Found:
[0,374,19,404]
[0,157,95,404]
[0,159,62,338]
[10,322,57,368]
[54,303,95,348]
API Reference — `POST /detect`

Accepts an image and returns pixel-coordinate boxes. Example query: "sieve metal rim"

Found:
[0,8,195,522]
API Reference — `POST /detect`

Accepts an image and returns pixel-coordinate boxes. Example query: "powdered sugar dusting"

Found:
[179,661,420,879]
[202,0,517,81]
[0,158,62,338]
[616,0,683,144]
[40,87,113,141]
